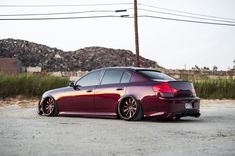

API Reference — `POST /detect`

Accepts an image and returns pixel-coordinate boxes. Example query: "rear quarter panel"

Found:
[125,82,159,116]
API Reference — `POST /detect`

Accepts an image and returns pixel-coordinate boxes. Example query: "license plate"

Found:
[185,103,193,109]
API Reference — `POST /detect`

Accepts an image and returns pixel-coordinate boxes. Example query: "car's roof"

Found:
[92,66,161,72]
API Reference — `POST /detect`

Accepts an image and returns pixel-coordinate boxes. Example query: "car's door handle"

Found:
[86,90,93,92]
[116,88,124,91]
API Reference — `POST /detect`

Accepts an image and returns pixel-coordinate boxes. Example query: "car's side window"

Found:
[101,70,123,85]
[76,70,102,87]
[121,72,131,83]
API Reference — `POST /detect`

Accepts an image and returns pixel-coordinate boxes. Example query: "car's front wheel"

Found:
[118,97,143,121]
[40,97,59,116]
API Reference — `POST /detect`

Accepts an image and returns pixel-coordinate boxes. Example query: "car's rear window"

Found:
[137,70,175,81]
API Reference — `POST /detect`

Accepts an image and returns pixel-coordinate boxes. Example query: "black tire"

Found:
[38,103,43,116]
[41,97,59,117]
[118,97,143,121]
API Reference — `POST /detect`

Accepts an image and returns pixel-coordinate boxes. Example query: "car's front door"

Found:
[59,70,102,114]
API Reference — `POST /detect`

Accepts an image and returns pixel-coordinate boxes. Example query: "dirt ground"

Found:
[0,99,235,156]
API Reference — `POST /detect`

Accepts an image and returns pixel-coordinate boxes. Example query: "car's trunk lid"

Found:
[168,81,195,97]
[152,81,196,98]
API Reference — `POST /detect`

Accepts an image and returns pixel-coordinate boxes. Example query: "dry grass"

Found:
[0,96,38,108]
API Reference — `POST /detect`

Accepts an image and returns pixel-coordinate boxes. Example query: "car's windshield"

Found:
[137,70,175,81]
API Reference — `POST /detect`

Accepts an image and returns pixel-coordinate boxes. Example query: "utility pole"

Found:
[134,0,140,67]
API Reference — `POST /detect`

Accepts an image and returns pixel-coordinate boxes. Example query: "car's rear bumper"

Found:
[144,97,200,119]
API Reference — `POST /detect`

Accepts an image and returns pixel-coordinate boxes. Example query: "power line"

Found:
[0,3,133,7]
[138,8,235,24]
[1,14,235,27]
[138,3,235,22]
[138,15,235,27]
[1,10,234,27]
[2,8,234,25]
[0,15,126,20]
[1,2,234,24]
[1,13,235,27]
[0,10,117,17]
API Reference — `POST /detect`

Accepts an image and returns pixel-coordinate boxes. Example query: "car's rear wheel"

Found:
[118,97,143,121]
[41,97,58,116]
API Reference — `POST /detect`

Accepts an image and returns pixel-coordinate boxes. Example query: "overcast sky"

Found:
[1,0,235,70]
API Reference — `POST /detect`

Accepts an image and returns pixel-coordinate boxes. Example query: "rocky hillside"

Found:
[0,38,158,71]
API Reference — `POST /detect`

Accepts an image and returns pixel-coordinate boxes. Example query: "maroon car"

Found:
[38,67,200,121]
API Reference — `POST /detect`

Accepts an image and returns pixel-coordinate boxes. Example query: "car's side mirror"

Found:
[69,82,75,87]
[69,82,81,90]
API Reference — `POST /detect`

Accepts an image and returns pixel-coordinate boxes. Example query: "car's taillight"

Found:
[152,82,177,94]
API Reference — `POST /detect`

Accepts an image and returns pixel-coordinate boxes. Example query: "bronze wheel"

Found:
[118,97,143,121]
[42,97,58,116]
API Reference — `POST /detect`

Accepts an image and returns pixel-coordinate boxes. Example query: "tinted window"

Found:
[76,70,101,87]
[137,70,175,81]
[121,72,131,83]
[101,70,123,85]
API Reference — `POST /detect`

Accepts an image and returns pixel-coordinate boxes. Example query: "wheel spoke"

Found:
[123,105,128,108]
[124,111,129,116]
[48,108,51,114]
[49,106,54,113]
[130,109,135,114]
[131,101,136,106]
[123,108,128,112]
[128,98,131,105]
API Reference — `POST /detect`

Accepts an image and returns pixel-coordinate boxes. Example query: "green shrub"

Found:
[0,73,235,99]
[193,79,235,99]
[0,73,69,98]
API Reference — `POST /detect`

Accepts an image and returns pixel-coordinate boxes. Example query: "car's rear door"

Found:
[94,69,131,116]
